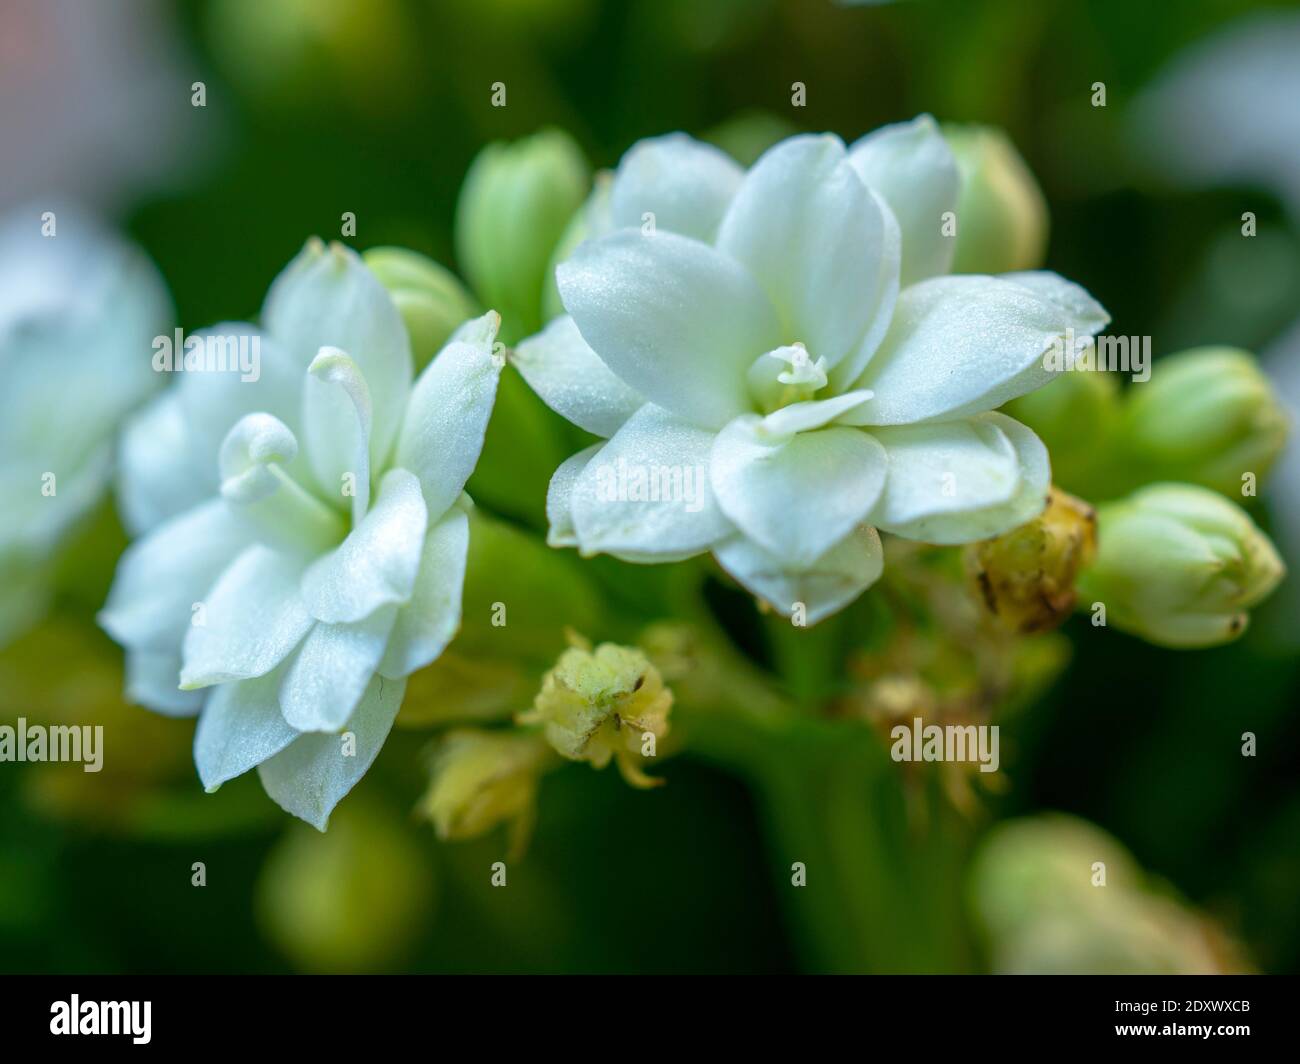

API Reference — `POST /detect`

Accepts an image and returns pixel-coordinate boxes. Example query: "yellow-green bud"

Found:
[362,247,479,370]
[518,638,672,788]
[1119,347,1289,497]
[1077,483,1285,648]
[1003,371,1121,496]
[421,728,550,855]
[455,128,589,342]
[943,124,1048,274]
[966,488,1097,633]
[971,814,1246,974]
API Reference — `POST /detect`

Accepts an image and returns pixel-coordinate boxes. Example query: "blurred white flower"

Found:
[100,240,501,829]
[517,119,1108,622]
[0,205,170,644]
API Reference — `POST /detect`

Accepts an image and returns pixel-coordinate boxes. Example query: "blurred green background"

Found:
[1,0,1298,974]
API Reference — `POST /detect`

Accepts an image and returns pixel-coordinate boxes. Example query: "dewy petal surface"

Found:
[278,606,399,732]
[258,672,407,831]
[569,404,733,559]
[608,133,744,243]
[546,443,603,548]
[716,134,897,370]
[557,229,781,430]
[300,468,429,624]
[847,114,960,287]
[710,416,887,568]
[395,311,502,518]
[844,274,1107,425]
[714,525,884,624]
[180,544,313,688]
[873,413,1051,543]
[194,664,300,791]
[514,315,645,438]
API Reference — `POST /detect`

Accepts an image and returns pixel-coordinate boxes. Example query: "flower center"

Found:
[747,342,829,413]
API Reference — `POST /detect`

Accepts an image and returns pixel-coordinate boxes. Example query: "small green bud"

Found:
[1077,483,1285,647]
[1119,346,1289,496]
[518,637,672,788]
[966,488,1097,633]
[363,247,478,369]
[1003,371,1121,496]
[455,128,589,342]
[421,728,551,856]
[943,124,1048,274]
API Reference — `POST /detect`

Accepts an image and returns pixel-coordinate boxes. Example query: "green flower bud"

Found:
[1077,483,1285,648]
[455,128,589,343]
[971,814,1246,974]
[966,488,1097,633]
[1003,371,1121,497]
[256,799,433,973]
[943,124,1048,274]
[518,637,672,788]
[1119,346,1289,497]
[421,728,551,856]
[362,247,478,369]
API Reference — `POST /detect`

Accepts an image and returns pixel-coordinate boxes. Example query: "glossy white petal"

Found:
[301,468,429,624]
[99,498,254,653]
[761,389,874,435]
[1001,271,1111,334]
[546,443,603,548]
[514,315,644,438]
[395,311,503,518]
[378,506,469,679]
[714,526,884,624]
[179,545,312,688]
[608,133,744,242]
[279,607,398,732]
[717,134,898,370]
[847,114,960,287]
[264,240,412,485]
[302,346,374,521]
[557,229,781,429]
[116,392,210,536]
[569,405,733,558]
[125,650,203,717]
[844,274,1108,425]
[194,665,299,791]
[710,417,887,568]
[873,411,1045,543]
[258,673,407,831]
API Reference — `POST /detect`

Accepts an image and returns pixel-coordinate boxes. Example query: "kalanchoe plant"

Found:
[99,239,502,828]
[515,117,1109,622]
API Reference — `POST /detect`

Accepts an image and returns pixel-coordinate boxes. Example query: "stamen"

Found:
[308,346,373,526]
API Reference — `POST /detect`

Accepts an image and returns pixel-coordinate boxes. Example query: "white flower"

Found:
[0,206,170,645]
[517,119,1109,623]
[100,239,502,829]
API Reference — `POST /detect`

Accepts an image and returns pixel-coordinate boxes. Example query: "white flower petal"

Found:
[844,274,1108,425]
[710,417,887,567]
[1000,270,1111,334]
[395,311,503,518]
[264,240,412,481]
[125,650,203,717]
[874,413,1051,544]
[100,498,255,653]
[608,133,744,243]
[714,526,884,624]
[717,134,898,370]
[569,405,733,558]
[300,468,429,624]
[179,545,313,688]
[514,315,644,437]
[193,666,299,792]
[870,414,1020,527]
[257,673,406,831]
[546,443,603,548]
[761,389,875,435]
[557,230,780,429]
[847,114,960,287]
[378,506,469,679]
[279,607,398,732]
[116,392,211,536]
